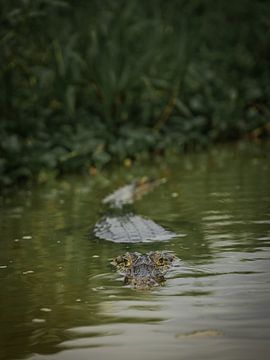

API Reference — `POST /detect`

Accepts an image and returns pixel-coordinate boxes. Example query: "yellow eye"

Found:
[153,256,164,266]
[124,258,131,267]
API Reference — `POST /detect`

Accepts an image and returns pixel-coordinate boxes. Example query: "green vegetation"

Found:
[1,0,269,187]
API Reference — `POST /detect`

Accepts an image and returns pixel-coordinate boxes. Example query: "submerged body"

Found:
[112,251,176,289]
[94,213,177,243]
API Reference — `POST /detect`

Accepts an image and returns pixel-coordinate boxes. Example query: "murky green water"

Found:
[1,144,270,360]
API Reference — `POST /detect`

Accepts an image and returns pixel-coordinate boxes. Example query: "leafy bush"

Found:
[0,0,269,186]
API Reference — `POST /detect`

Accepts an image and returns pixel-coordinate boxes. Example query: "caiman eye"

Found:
[115,256,123,264]
[124,258,131,266]
[153,256,165,266]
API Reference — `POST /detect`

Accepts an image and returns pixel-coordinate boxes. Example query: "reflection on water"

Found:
[0,144,270,360]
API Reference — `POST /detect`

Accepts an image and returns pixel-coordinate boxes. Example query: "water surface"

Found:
[0,144,270,360]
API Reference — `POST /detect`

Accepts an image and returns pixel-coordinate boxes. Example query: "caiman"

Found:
[93,177,180,288]
[111,251,176,289]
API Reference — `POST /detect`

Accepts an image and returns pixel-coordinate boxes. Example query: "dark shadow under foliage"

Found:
[0,0,269,186]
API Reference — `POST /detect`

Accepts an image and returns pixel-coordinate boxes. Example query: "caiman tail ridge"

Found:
[102,177,167,208]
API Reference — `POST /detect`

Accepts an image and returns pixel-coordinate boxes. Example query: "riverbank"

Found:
[1,1,269,187]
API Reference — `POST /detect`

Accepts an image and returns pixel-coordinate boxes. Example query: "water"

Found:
[0,143,270,360]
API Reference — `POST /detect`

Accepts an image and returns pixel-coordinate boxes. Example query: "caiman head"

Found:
[111,251,176,289]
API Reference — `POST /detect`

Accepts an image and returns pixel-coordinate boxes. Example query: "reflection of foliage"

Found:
[1,0,270,186]
[0,180,119,359]
[0,144,270,358]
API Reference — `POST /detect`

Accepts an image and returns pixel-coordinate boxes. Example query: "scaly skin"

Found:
[111,251,176,289]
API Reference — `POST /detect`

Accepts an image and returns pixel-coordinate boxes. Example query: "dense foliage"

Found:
[1,0,269,186]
